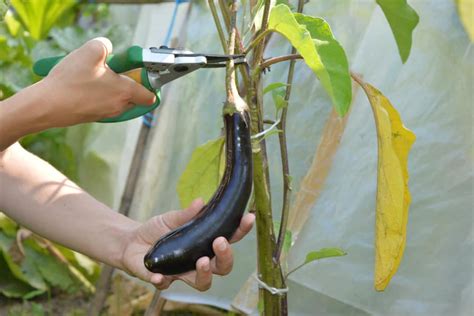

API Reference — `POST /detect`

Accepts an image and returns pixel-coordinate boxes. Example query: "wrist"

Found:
[108,213,141,271]
[0,80,55,150]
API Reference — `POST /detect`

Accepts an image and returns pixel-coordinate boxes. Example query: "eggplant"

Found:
[144,110,253,275]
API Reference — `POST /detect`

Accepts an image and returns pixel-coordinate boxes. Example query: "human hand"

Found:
[120,199,255,291]
[39,37,156,127]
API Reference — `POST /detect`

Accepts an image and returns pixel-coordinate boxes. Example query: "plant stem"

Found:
[218,0,231,31]
[285,261,307,280]
[260,54,302,70]
[245,29,271,54]
[273,0,306,265]
[208,0,228,53]
[219,0,247,53]
[217,0,251,92]
[247,0,287,315]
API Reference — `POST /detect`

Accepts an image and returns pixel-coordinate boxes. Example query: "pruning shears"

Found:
[33,45,247,123]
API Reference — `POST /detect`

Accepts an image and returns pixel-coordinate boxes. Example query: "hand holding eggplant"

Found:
[120,198,255,291]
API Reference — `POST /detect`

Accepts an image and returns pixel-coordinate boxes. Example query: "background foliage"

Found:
[0,0,131,301]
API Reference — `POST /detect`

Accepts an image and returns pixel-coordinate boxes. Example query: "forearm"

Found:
[0,81,54,151]
[0,143,139,269]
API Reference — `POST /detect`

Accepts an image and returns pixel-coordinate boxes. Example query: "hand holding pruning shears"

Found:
[33,37,157,127]
[34,37,246,123]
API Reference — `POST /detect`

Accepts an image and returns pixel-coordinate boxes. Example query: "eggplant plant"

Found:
[176,0,419,314]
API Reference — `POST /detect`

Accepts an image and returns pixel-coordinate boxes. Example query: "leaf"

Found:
[0,232,32,285]
[376,0,419,63]
[268,5,352,116]
[287,247,346,277]
[0,212,18,237]
[357,81,416,291]
[10,0,76,40]
[0,251,36,298]
[55,244,100,283]
[177,137,225,208]
[271,88,288,112]
[24,237,94,293]
[455,0,474,41]
[263,82,289,95]
[30,303,46,316]
[5,10,22,37]
[34,249,77,292]
[304,248,346,264]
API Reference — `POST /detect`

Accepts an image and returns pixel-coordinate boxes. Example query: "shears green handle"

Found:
[33,46,161,123]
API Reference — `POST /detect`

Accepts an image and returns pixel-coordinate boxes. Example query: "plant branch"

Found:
[285,261,307,280]
[273,0,305,263]
[251,118,281,139]
[245,29,271,54]
[350,71,365,86]
[260,54,302,70]
[218,0,250,90]
[225,0,238,101]
[218,0,246,53]
[208,0,228,53]
[218,0,231,31]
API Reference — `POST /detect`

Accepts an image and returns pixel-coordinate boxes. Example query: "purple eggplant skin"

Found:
[143,110,253,275]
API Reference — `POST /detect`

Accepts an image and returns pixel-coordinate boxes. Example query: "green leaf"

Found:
[376,0,419,63]
[55,244,100,283]
[30,303,46,316]
[5,10,22,37]
[271,88,288,112]
[34,249,77,293]
[0,252,36,298]
[0,213,18,237]
[268,5,352,116]
[263,82,289,95]
[177,137,225,208]
[0,232,32,285]
[304,247,346,264]
[10,0,76,40]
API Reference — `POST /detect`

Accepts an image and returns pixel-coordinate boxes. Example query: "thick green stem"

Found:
[247,0,287,315]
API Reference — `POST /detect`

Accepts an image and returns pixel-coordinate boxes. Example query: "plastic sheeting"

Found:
[86,1,472,315]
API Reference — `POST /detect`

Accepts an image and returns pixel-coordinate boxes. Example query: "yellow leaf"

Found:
[358,81,416,291]
[456,0,474,41]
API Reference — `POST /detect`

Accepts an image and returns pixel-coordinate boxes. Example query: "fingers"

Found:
[211,237,233,276]
[150,274,173,290]
[193,257,212,291]
[80,37,113,65]
[121,75,156,106]
[230,213,255,243]
[161,198,205,229]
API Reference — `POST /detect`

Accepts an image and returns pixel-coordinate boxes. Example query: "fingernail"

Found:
[203,263,210,272]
